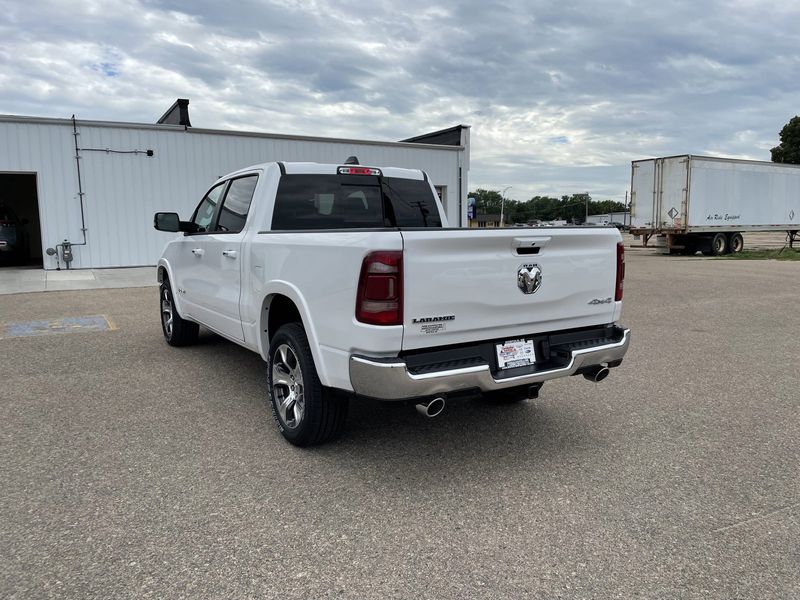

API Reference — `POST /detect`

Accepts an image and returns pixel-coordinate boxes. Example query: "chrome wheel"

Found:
[161,286,173,339]
[272,344,305,429]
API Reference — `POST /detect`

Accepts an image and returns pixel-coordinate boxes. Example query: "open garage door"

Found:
[0,173,43,268]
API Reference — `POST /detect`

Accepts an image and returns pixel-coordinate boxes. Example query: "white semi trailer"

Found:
[630,155,800,255]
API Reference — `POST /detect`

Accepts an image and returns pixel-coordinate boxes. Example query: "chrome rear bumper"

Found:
[349,328,630,400]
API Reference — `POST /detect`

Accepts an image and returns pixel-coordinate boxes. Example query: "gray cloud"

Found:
[1,0,799,201]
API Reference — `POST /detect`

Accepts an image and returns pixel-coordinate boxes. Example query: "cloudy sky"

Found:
[1,0,798,201]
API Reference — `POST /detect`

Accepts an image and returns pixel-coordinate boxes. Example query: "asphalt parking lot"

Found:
[2,252,799,599]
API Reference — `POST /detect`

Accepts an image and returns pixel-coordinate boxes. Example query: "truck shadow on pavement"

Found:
[311,396,603,489]
[190,330,602,479]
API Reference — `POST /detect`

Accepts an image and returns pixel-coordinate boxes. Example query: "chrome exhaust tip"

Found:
[416,397,446,418]
[583,366,610,383]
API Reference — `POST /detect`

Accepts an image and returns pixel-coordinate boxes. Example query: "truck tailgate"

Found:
[400,228,621,350]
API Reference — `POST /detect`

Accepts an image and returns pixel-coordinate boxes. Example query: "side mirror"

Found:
[154,212,181,232]
[154,212,200,233]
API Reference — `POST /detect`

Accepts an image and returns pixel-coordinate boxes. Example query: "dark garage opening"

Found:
[0,173,43,268]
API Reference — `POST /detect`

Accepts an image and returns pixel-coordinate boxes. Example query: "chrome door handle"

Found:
[191,248,204,256]
[222,250,238,258]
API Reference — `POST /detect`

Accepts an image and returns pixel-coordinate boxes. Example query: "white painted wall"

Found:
[0,116,467,269]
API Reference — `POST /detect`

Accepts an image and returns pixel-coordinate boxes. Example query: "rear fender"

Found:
[259,281,329,386]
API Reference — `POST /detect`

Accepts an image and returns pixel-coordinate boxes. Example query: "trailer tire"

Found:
[729,232,744,253]
[709,233,728,256]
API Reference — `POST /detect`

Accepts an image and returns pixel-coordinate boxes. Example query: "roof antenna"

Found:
[344,156,359,165]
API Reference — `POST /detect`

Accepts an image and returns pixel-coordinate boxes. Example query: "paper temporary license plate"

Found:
[495,339,536,370]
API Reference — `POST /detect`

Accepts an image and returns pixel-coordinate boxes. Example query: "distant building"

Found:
[470,213,502,228]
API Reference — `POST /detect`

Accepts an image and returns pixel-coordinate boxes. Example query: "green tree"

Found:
[771,116,800,164]
[469,188,504,214]
[469,190,629,225]
[590,200,627,215]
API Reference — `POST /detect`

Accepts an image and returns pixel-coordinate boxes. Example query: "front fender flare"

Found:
[156,259,188,318]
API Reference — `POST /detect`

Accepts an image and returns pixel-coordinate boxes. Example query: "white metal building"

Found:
[0,101,470,269]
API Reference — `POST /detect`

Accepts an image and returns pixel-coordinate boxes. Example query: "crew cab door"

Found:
[197,174,258,341]
[174,180,227,328]
[176,175,257,341]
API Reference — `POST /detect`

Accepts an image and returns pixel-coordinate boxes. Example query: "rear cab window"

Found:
[271,173,442,230]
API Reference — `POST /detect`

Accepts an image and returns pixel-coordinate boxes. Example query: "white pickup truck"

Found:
[154,160,630,446]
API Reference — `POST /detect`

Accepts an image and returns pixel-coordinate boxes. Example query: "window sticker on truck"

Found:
[420,322,446,335]
[413,315,454,335]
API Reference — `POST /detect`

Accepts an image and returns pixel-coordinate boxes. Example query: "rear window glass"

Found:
[383,177,443,227]
[271,174,441,230]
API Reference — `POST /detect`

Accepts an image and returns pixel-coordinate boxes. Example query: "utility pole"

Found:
[624,190,628,227]
[584,191,589,224]
[501,186,512,227]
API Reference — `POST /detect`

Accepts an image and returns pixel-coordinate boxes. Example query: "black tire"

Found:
[160,278,199,346]
[267,323,348,447]
[729,232,744,253]
[711,232,728,256]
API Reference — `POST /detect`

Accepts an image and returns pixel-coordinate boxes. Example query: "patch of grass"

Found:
[721,248,800,260]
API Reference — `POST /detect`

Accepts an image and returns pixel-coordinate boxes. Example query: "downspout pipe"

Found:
[70,115,88,247]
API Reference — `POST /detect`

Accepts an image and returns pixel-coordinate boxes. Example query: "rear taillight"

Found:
[615,241,625,301]
[356,251,402,326]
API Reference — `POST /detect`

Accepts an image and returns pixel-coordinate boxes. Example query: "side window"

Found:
[216,175,258,233]
[191,182,227,232]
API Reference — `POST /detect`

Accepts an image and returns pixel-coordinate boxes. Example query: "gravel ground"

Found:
[1,252,798,599]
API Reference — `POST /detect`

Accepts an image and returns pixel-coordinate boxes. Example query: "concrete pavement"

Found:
[0,266,156,295]
[1,253,798,599]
